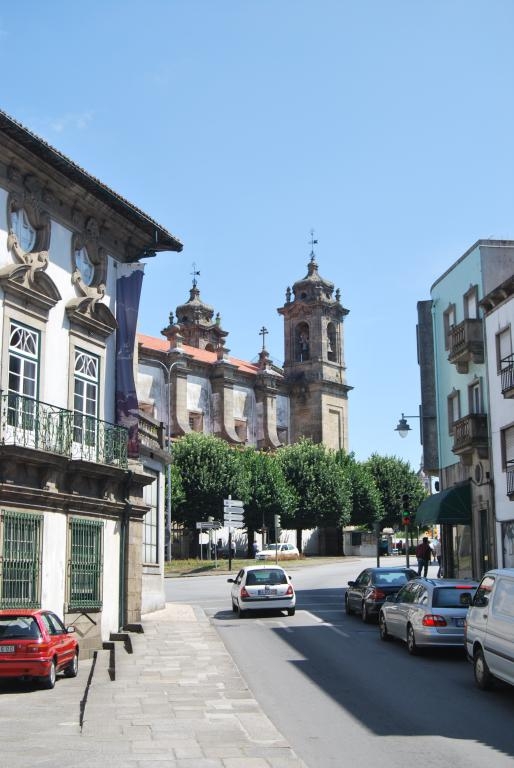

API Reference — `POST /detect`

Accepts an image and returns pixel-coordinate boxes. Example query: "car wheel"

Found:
[231,599,237,613]
[287,608,296,616]
[345,594,353,615]
[41,659,56,689]
[361,602,369,623]
[64,651,79,678]
[474,648,494,690]
[406,625,418,655]
[237,603,247,619]
[379,613,389,641]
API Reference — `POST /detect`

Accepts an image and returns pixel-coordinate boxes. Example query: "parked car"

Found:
[0,609,79,689]
[255,543,300,561]
[465,568,514,690]
[228,565,296,617]
[345,567,418,622]
[379,578,478,654]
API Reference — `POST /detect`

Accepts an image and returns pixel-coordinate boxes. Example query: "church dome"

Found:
[292,255,335,303]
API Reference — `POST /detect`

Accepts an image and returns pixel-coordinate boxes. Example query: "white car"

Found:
[465,568,514,690]
[228,565,296,617]
[255,543,300,561]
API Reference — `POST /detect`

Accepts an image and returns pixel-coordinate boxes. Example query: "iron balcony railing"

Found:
[501,354,514,397]
[1,391,128,468]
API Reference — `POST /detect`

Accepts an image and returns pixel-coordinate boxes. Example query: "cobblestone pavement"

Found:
[0,603,307,768]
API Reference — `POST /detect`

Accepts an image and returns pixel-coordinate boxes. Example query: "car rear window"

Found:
[246,570,287,586]
[432,587,476,608]
[0,616,41,639]
[374,572,411,586]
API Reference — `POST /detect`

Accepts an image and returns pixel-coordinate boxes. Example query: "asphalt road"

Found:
[166,556,514,768]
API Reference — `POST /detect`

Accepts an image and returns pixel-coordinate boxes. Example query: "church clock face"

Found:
[75,246,95,286]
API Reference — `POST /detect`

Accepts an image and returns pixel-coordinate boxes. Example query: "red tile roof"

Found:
[137,333,259,375]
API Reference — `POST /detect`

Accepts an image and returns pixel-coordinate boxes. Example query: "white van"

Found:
[465,568,514,690]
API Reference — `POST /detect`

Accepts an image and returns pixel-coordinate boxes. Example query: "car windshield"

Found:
[265,544,279,551]
[0,616,41,639]
[246,569,287,586]
[432,587,477,608]
[373,571,412,586]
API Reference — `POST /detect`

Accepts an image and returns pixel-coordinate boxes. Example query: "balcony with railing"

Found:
[448,319,484,373]
[452,413,489,462]
[501,354,514,398]
[1,392,128,469]
[136,409,169,461]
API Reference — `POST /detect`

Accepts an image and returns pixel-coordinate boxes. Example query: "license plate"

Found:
[258,588,277,595]
[0,645,15,653]
[455,618,465,627]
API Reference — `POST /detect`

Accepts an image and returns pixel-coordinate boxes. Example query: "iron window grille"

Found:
[68,518,103,611]
[0,511,42,608]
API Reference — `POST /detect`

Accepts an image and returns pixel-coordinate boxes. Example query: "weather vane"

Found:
[191,262,200,288]
[259,326,268,351]
[309,228,318,259]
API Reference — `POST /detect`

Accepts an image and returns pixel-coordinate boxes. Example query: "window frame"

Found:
[142,470,159,566]
[0,510,42,608]
[443,304,456,351]
[447,390,461,435]
[68,517,103,611]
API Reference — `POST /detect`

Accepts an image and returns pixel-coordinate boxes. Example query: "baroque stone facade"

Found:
[137,252,351,454]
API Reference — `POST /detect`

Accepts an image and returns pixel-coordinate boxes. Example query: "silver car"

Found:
[378,578,478,654]
[228,565,296,618]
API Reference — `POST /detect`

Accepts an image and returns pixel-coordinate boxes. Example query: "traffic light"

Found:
[401,494,411,526]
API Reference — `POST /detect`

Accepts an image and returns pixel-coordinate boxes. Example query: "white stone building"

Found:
[0,110,181,654]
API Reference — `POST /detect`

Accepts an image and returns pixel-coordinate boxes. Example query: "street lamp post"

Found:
[145,354,186,561]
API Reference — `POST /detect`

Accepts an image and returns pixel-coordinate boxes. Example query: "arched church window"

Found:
[296,322,310,362]
[327,323,337,362]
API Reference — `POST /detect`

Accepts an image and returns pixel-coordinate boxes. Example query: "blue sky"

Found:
[2,1,514,470]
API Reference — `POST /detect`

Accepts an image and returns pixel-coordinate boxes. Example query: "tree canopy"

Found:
[364,453,427,529]
[171,433,249,527]
[278,438,352,530]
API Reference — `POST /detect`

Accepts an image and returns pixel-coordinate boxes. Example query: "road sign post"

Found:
[224,496,245,569]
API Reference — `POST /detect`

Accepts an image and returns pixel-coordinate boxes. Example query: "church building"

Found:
[136,250,351,569]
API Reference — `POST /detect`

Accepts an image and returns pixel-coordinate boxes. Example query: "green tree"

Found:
[336,451,383,528]
[364,453,427,530]
[241,448,295,553]
[171,433,249,528]
[278,438,352,550]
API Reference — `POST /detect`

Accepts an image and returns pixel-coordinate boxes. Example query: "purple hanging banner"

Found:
[116,265,144,458]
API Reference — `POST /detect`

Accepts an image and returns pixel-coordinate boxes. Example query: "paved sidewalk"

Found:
[0,604,307,768]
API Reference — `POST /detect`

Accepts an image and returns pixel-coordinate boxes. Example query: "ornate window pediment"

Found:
[1,175,60,318]
[66,216,116,341]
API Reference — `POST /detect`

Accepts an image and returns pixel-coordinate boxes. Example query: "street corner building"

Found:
[0,110,182,655]
[136,248,352,558]
[417,240,514,580]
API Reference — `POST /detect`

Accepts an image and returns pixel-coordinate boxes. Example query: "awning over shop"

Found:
[415,483,471,526]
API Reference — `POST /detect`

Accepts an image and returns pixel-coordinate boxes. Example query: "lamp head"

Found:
[395,414,411,438]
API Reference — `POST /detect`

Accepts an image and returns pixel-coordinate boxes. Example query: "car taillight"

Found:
[369,589,386,600]
[240,586,250,599]
[422,614,447,627]
[26,644,42,653]
[285,585,294,596]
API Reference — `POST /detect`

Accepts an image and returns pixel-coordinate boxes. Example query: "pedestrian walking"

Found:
[415,536,433,577]
[432,535,442,577]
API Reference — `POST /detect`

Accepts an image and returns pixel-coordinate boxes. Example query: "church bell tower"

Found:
[278,243,351,451]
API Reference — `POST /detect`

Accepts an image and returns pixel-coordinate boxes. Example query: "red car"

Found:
[0,609,79,689]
